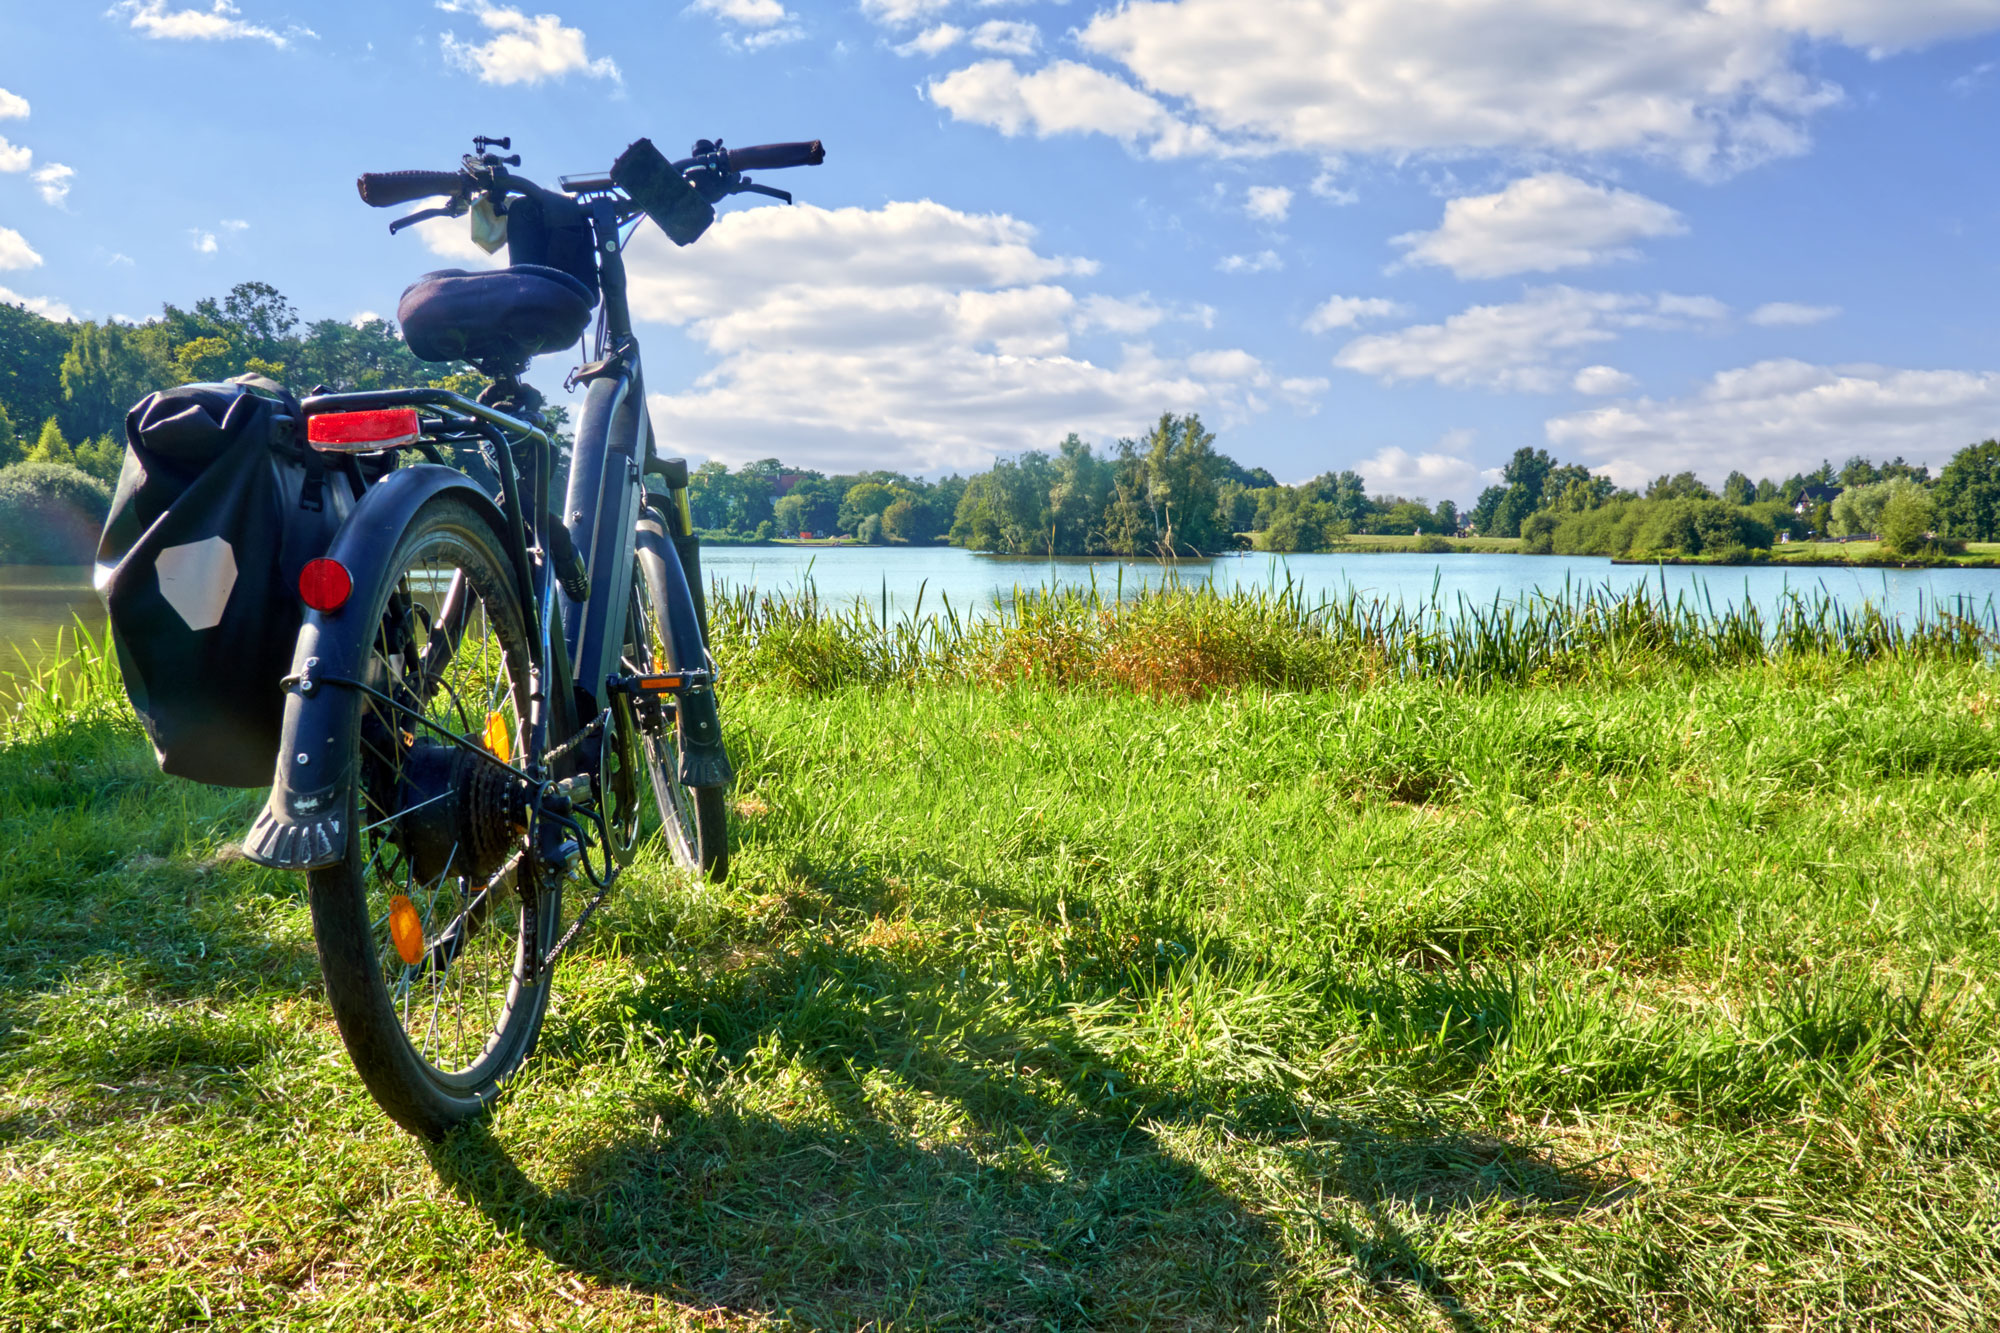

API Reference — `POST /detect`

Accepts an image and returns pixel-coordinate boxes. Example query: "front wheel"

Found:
[632,513,729,880]
[307,495,556,1140]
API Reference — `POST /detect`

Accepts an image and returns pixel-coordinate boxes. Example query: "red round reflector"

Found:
[299,557,353,613]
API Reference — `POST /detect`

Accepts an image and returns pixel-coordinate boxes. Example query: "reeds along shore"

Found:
[9,579,1995,742]
[709,576,2000,698]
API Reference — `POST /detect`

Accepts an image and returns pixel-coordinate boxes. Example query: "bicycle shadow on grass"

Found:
[425,847,1631,1330]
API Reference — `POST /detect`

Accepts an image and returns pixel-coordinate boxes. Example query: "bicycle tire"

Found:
[632,523,729,880]
[307,495,558,1139]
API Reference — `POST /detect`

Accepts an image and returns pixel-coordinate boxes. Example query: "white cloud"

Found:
[1186,348,1263,379]
[0,227,43,271]
[0,285,73,321]
[970,20,1038,56]
[1574,365,1639,395]
[1393,173,1687,280]
[1245,185,1292,222]
[1356,440,1485,504]
[1076,294,1164,335]
[438,1,620,85]
[860,0,950,23]
[1758,0,2000,56]
[31,163,73,206]
[896,22,963,55]
[1217,249,1282,274]
[350,310,383,327]
[1073,293,1215,334]
[1302,294,1403,333]
[1309,170,1358,205]
[191,230,218,255]
[0,136,31,173]
[925,59,1237,159]
[1547,358,2000,487]
[689,0,803,49]
[620,199,1276,473]
[1042,0,2000,176]
[220,217,249,231]
[1334,286,1729,392]
[110,0,291,47]
[1749,301,1841,326]
[0,89,27,120]
[414,213,507,267]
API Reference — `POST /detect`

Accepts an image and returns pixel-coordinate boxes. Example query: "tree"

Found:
[1139,412,1228,554]
[0,301,73,434]
[773,475,839,537]
[1722,471,1754,506]
[173,336,237,383]
[1645,471,1716,501]
[1879,484,1935,556]
[59,321,172,442]
[1472,447,1566,536]
[1934,440,2000,541]
[838,481,896,535]
[0,400,16,469]
[24,417,72,466]
[1830,479,1924,539]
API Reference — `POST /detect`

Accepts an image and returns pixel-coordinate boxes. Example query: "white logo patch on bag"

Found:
[155,536,238,631]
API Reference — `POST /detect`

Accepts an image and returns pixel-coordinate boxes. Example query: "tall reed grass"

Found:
[709,574,2000,697]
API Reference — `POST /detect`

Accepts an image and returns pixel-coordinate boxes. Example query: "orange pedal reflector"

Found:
[388,894,425,965]
[483,710,511,759]
[633,674,685,693]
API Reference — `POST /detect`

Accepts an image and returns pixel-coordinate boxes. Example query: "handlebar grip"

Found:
[356,170,466,208]
[725,140,825,171]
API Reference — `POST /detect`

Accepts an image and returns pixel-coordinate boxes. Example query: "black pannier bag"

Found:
[98,376,355,787]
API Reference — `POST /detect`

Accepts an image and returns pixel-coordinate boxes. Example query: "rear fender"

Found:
[243,465,511,870]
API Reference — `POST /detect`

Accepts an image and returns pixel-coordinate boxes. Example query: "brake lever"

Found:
[732,180,792,205]
[388,199,468,235]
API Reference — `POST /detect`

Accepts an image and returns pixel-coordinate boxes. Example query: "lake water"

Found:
[699,545,2000,626]
[0,565,104,686]
[7,548,1998,685]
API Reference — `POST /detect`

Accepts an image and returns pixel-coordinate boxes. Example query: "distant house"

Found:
[1792,483,1839,515]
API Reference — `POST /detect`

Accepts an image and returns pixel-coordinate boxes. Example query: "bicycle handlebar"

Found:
[357,170,467,207]
[725,140,825,171]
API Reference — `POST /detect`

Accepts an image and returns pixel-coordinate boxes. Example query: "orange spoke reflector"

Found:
[307,407,422,453]
[388,893,425,966]
[483,710,510,759]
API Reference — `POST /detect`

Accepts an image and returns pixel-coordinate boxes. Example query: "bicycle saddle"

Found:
[397,264,594,365]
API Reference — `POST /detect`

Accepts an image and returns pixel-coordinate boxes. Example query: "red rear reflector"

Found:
[307,407,422,452]
[299,557,353,612]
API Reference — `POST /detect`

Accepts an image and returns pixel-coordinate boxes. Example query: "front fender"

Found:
[243,465,510,870]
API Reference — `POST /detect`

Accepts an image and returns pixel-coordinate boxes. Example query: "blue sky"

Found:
[4,0,2000,499]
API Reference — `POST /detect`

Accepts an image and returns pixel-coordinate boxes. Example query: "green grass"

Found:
[4,587,2000,1328]
[1630,539,2000,568]
[1244,533,1524,554]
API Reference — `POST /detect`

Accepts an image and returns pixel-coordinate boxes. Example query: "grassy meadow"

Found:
[4,584,2000,1329]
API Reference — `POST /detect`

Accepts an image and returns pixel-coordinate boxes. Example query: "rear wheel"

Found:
[307,496,556,1140]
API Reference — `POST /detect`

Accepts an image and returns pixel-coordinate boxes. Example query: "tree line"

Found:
[7,287,2000,565]
[1470,445,2000,559]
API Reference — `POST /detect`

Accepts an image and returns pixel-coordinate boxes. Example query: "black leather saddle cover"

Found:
[398,264,594,365]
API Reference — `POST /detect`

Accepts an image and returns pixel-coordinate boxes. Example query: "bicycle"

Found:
[240,131,825,1138]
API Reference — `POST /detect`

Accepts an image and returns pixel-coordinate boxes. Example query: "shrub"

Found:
[1413,533,1453,554]
[0,461,113,564]
[1879,485,1937,556]
[1519,511,1559,554]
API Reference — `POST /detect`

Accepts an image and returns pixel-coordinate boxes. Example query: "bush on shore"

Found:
[0,462,111,564]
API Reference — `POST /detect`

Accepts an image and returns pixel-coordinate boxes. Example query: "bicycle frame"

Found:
[244,199,715,878]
